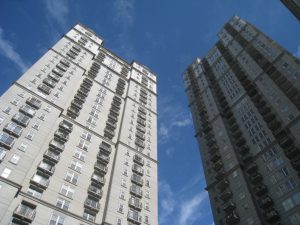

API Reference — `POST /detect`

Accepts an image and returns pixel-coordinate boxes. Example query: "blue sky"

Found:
[0,1,299,225]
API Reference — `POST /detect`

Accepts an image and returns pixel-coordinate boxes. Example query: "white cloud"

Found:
[0,27,28,73]
[179,191,208,225]
[158,96,192,143]
[45,0,69,29]
[113,0,135,29]
[159,181,176,224]
[166,147,175,157]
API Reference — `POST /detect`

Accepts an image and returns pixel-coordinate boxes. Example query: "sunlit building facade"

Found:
[0,24,158,225]
[184,16,300,225]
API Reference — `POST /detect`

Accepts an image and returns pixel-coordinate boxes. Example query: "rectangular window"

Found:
[32,122,40,130]
[26,131,35,141]
[56,197,70,210]
[3,106,11,114]
[0,116,4,125]
[10,154,20,165]
[81,131,92,141]
[1,168,12,178]
[60,184,75,199]
[18,142,28,152]
[78,139,89,151]
[74,149,86,161]
[70,160,82,172]
[65,171,79,185]
[49,213,65,225]
[27,187,42,199]
[3,122,23,137]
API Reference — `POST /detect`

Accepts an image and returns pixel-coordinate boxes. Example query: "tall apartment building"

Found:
[183,16,300,225]
[0,24,157,225]
[281,0,300,20]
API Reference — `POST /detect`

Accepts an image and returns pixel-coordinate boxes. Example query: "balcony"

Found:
[265,209,280,223]
[137,118,146,127]
[259,106,271,116]
[133,155,144,166]
[54,130,69,143]
[49,139,65,152]
[71,100,83,110]
[232,130,242,139]
[44,150,60,164]
[136,124,145,134]
[13,204,36,223]
[37,161,55,176]
[30,174,49,190]
[26,97,42,109]
[110,108,120,117]
[263,113,276,123]
[246,163,257,174]
[213,160,223,171]
[108,114,118,123]
[83,78,93,86]
[127,210,142,224]
[19,105,36,118]
[228,117,236,126]
[241,154,253,165]
[106,120,117,130]
[210,153,221,163]
[135,132,145,141]
[91,173,105,187]
[84,198,100,212]
[203,124,212,133]
[135,138,145,149]
[52,68,64,77]
[3,122,23,138]
[223,201,236,213]
[278,135,293,149]
[60,59,70,67]
[129,197,142,211]
[225,211,240,225]
[12,113,30,127]
[0,132,15,150]
[104,128,115,139]
[38,84,51,95]
[138,107,146,115]
[291,157,300,171]
[268,120,281,132]
[130,186,143,198]
[88,185,103,199]
[217,179,229,191]
[132,164,144,176]
[259,195,273,209]
[250,173,263,184]
[131,174,144,186]
[97,153,110,164]
[254,183,268,196]
[59,120,73,133]
[43,78,57,88]
[137,113,146,121]
[77,89,88,98]
[230,123,239,133]
[235,137,246,147]
[207,138,216,147]
[99,142,112,155]
[215,170,225,180]
[48,73,60,82]
[94,162,108,175]
[219,190,232,202]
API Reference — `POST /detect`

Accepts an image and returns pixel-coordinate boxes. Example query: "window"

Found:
[119,190,125,200]
[32,173,49,187]
[290,212,300,225]
[293,192,300,205]
[56,197,70,210]
[38,113,46,121]
[32,122,40,130]
[10,154,20,165]
[145,215,149,224]
[78,139,89,151]
[3,106,12,114]
[121,178,126,187]
[26,130,35,141]
[74,149,86,161]
[70,160,82,172]
[0,132,15,149]
[0,116,4,125]
[11,98,20,106]
[83,212,95,222]
[0,147,7,161]
[4,122,23,137]
[145,202,150,211]
[12,113,30,127]
[116,218,122,225]
[19,105,36,117]
[27,187,42,199]
[49,213,65,225]
[282,198,294,211]
[81,131,92,141]
[65,171,79,184]
[1,168,12,178]
[18,142,28,152]
[118,203,124,213]
[60,184,75,198]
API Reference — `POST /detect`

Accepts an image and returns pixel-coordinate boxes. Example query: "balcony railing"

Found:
[13,204,36,222]
[44,150,60,163]
[88,185,103,199]
[54,130,69,143]
[37,162,55,176]
[97,154,110,164]
[99,143,112,155]
[133,155,144,166]
[94,162,108,175]
[49,139,65,152]
[91,174,105,187]
[84,198,100,212]
[127,211,142,224]
[59,120,73,133]
[129,197,142,211]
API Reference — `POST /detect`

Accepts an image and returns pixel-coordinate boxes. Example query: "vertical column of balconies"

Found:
[67,77,93,119]
[37,58,71,96]
[103,96,122,140]
[83,141,111,220]
[28,120,72,195]
[0,97,42,161]
[214,42,282,225]
[127,154,144,225]
[194,62,241,225]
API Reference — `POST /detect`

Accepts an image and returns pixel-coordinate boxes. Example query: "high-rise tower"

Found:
[183,16,300,225]
[0,24,157,225]
[281,0,300,20]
